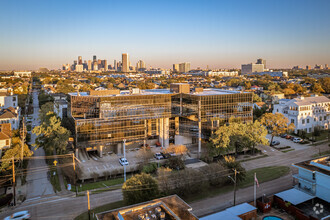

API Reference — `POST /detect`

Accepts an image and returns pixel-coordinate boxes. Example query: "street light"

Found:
[228,169,238,206]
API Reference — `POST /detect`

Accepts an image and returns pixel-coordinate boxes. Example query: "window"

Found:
[291,119,295,124]
[12,97,16,101]
[324,116,327,120]
[319,116,322,121]
[302,119,305,124]
[307,119,309,123]
[309,128,312,132]
[312,172,315,180]
[6,140,9,145]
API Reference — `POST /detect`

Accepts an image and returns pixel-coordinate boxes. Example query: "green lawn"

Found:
[72,178,124,192]
[282,149,295,153]
[312,150,330,158]
[306,131,329,142]
[49,168,61,192]
[185,166,290,202]
[74,200,125,220]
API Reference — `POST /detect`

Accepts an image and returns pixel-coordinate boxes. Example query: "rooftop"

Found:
[293,156,330,176]
[287,96,329,106]
[191,89,245,96]
[96,195,198,220]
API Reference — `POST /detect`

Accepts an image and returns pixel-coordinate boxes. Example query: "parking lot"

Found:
[77,146,165,180]
[266,134,311,150]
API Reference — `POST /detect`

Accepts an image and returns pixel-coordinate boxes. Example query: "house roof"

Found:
[226,203,257,216]
[200,210,242,220]
[0,108,17,119]
[287,96,329,106]
[275,188,315,205]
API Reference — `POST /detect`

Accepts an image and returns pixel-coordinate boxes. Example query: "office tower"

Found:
[93,63,98,71]
[88,60,92,70]
[325,64,328,69]
[78,56,82,65]
[83,60,87,70]
[178,62,190,73]
[256,58,266,68]
[241,63,264,74]
[173,64,179,73]
[93,55,97,62]
[136,60,146,72]
[104,60,108,71]
[114,60,117,71]
[122,53,129,72]
[76,64,83,72]
[306,65,311,70]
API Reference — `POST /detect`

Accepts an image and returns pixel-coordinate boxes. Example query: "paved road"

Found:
[1,140,328,219]
[26,91,54,199]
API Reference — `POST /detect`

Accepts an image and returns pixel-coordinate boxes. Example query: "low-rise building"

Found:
[96,195,198,220]
[0,107,20,130]
[0,90,18,109]
[0,123,12,158]
[14,71,31,78]
[273,96,330,133]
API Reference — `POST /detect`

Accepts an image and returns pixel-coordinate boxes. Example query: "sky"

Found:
[0,0,330,70]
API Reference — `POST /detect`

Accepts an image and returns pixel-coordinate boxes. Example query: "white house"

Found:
[273,96,330,133]
[0,90,18,109]
[0,107,20,130]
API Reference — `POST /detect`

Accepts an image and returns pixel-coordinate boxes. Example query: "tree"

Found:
[38,102,55,123]
[311,83,325,95]
[163,145,187,155]
[260,113,295,144]
[283,88,295,96]
[122,173,159,205]
[245,121,269,154]
[244,81,251,90]
[252,93,262,103]
[137,146,154,166]
[1,131,33,171]
[33,113,70,155]
[319,77,330,93]
[223,156,246,182]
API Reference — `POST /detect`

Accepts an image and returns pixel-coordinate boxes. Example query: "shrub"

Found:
[91,172,99,182]
[166,156,185,170]
[0,193,13,206]
[142,163,158,174]
[122,173,159,205]
[200,163,229,186]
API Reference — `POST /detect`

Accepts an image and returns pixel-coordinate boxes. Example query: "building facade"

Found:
[0,90,18,109]
[68,84,253,157]
[293,157,330,203]
[241,63,264,74]
[122,53,129,73]
[273,96,330,133]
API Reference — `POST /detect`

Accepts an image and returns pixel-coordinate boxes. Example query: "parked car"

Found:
[270,140,280,146]
[280,134,287,138]
[161,152,171,159]
[285,135,292,139]
[4,211,31,220]
[154,153,164,160]
[293,137,303,143]
[119,157,129,166]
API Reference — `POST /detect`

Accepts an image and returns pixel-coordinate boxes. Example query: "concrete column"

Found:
[147,120,152,136]
[175,117,179,135]
[159,118,164,147]
[164,118,169,148]
[117,143,122,155]
[75,148,79,158]
[98,145,103,157]
[156,119,159,135]
[180,94,182,115]
[198,100,202,156]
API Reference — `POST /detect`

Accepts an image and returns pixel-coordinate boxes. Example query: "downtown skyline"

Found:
[1,0,330,70]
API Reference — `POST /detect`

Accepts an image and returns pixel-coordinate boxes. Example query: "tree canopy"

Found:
[122,173,159,205]
[260,113,295,144]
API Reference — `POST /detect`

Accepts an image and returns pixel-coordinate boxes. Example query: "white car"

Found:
[293,137,303,143]
[119,157,129,166]
[154,153,164,160]
[4,211,31,220]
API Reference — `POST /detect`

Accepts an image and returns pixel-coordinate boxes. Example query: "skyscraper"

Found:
[104,60,108,71]
[173,64,179,73]
[114,60,117,71]
[136,60,146,72]
[93,55,97,62]
[78,56,82,65]
[88,60,92,70]
[122,53,129,73]
[179,62,190,73]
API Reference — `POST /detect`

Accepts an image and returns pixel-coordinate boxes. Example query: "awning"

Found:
[226,203,257,216]
[200,210,242,220]
[275,188,315,205]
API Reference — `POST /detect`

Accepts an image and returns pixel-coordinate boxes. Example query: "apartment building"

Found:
[68,84,253,156]
[0,90,18,109]
[273,96,330,133]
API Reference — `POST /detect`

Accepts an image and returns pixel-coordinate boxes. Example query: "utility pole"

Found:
[123,139,126,182]
[87,190,91,220]
[12,158,16,206]
[72,153,77,196]
[20,118,26,165]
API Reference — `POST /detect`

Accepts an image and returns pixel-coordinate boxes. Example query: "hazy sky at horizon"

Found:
[1,0,330,70]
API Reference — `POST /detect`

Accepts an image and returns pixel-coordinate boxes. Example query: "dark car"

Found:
[161,152,171,159]
[280,134,287,138]
[270,140,280,146]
